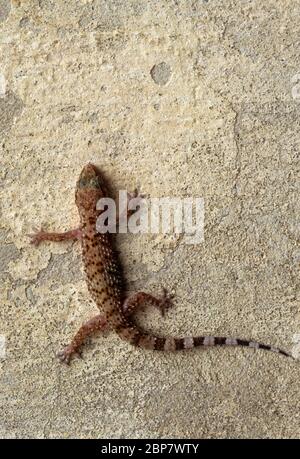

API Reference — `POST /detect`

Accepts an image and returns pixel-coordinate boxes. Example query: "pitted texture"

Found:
[1,0,299,440]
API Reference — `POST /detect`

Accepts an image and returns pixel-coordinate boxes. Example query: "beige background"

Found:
[0,0,299,438]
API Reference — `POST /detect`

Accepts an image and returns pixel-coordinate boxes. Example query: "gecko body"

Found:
[30,164,292,363]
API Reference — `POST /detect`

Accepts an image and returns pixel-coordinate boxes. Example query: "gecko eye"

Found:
[78,178,88,188]
[89,177,102,188]
[78,177,102,189]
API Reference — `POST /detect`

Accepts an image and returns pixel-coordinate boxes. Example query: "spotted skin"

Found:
[29,164,293,363]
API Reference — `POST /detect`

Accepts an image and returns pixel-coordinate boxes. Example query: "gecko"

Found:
[29,163,293,363]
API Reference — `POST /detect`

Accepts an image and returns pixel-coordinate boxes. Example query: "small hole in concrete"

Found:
[150,62,171,86]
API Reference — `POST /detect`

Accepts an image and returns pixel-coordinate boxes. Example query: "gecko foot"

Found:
[127,188,146,201]
[28,227,47,246]
[127,188,147,217]
[123,289,175,318]
[57,345,82,365]
[158,288,175,317]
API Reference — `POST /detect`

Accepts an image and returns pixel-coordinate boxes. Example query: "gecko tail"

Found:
[116,326,294,359]
[135,333,293,358]
[180,335,293,358]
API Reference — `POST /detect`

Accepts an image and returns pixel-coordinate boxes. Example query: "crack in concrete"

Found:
[230,104,245,223]
[221,19,229,41]
[232,106,242,197]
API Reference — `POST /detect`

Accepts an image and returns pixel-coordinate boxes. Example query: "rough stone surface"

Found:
[0,0,10,23]
[0,0,299,439]
[0,91,23,137]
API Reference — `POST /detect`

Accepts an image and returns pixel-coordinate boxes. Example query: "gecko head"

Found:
[75,163,105,210]
[77,163,103,190]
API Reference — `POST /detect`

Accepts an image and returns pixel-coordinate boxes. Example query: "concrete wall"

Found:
[0,0,299,438]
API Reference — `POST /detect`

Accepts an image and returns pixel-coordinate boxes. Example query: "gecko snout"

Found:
[77,163,102,189]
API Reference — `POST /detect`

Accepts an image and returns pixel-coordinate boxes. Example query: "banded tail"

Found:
[117,327,293,358]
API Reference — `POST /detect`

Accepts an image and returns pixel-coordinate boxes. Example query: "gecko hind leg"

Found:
[57,314,107,365]
[123,289,175,318]
[28,227,82,246]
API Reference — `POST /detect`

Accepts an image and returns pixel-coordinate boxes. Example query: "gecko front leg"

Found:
[123,289,175,318]
[57,314,108,364]
[28,227,82,246]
